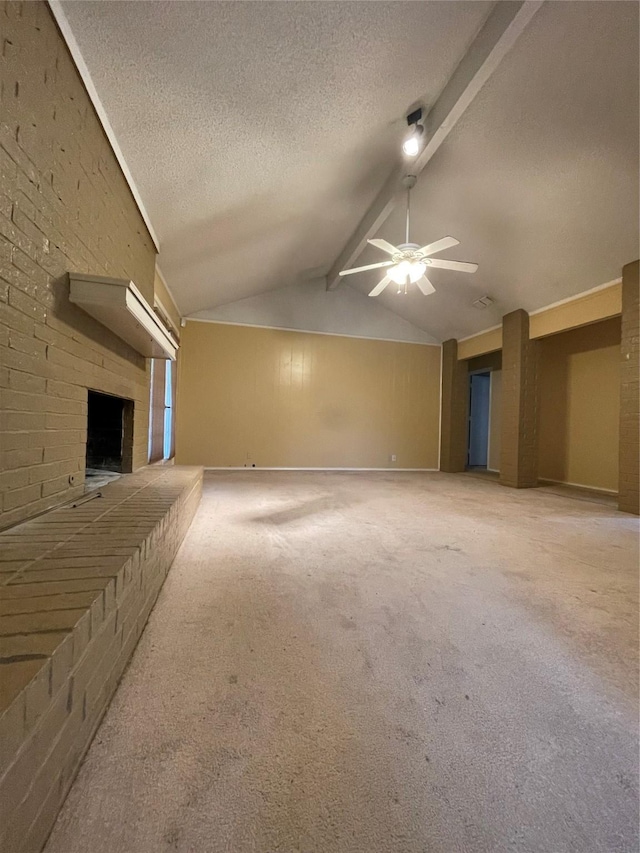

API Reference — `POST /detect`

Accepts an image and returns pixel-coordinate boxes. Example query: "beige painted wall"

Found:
[538,318,621,491]
[458,327,503,360]
[457,282,621,359]
[176,322,441,468]
[530,282,621,339]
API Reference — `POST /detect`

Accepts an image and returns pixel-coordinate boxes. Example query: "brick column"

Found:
[618,260,639,514]
[440,339,468,472]
[500,310,538,488]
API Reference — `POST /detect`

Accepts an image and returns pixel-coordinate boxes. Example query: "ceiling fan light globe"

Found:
[409,261,426,283]
[388,260,412,285]
[389,260,426,285]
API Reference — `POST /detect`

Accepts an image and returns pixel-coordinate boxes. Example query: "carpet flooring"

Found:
[43,472,639,853]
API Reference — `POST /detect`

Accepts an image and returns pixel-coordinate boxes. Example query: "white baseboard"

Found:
[204,467,440,472]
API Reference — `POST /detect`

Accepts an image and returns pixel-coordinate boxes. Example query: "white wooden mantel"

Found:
[69,273,178,360]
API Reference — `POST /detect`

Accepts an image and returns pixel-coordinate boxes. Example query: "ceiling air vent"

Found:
[472,295,494,309]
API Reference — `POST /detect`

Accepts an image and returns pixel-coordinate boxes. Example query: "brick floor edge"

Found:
[0,465,203,853]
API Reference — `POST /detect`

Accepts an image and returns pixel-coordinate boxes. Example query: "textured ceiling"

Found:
[60,1,638,341]
[58,0,492,316]
[192,279,439,345]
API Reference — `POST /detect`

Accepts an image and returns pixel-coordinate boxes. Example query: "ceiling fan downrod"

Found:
[399,175,417,293]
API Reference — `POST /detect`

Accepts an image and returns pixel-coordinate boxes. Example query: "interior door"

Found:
[468,372,491,467]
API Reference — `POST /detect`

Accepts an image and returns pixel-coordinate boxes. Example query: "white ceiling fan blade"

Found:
[427,259,478,273]
[415,276,436,296]
[368,275,392,297]
[339,260,394,277]
[367,238,400,256]
[418,236,460,257]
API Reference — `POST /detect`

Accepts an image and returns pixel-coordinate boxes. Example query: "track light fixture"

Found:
[402,108,424,157]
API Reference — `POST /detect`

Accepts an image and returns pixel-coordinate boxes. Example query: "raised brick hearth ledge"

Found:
[0,465,203,853]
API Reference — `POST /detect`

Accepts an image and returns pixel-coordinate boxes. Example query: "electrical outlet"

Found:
[390,454,397,463]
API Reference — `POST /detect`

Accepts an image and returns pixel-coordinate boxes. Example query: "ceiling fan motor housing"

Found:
[395,243,433,263]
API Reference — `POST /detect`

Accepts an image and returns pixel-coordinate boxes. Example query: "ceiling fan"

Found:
[339,175,478,297]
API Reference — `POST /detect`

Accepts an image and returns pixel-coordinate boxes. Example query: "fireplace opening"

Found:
[85,391,134,490]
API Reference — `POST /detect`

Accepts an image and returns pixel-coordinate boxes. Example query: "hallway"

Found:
[43,472,639,853]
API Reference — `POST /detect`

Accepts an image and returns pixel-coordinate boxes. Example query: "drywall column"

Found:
[500,310,538,488]
[618,260,639,514]
[440,339,468,472]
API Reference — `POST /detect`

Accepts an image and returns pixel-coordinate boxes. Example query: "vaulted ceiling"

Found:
[58,0,639,342]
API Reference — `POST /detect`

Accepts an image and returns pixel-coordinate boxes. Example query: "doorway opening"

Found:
[467,371,491,469]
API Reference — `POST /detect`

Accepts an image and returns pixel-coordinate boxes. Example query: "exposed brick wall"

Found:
[500,309,538,488]
[440,338,468,472]
[618,259,639,515]
[0,1,157,528]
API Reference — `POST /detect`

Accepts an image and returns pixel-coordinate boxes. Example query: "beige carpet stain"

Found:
[44,472,639,853]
